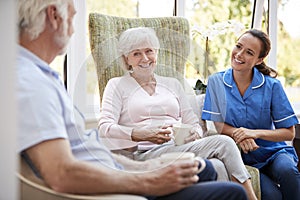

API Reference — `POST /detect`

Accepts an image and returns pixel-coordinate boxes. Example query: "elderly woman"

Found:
[99,27,257,200]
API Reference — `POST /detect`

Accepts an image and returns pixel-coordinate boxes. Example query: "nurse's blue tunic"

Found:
[202,67,299,169]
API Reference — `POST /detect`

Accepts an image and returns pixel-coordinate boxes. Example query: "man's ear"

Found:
[46,5,59,30]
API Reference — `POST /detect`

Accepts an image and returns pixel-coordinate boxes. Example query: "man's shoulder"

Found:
[17,64,63,103]
[17,65,54,95]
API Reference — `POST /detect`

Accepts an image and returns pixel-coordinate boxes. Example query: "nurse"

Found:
[202,29,300,200]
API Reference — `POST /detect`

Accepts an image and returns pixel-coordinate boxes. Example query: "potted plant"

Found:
[194,79,207,95]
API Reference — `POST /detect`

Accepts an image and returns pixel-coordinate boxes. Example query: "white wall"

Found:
[0,1,18,200]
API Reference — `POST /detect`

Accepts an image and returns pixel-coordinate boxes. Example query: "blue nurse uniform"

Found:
[202,67,298,169]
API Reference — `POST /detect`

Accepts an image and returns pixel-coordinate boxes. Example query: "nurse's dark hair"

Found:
[240,29,278,78]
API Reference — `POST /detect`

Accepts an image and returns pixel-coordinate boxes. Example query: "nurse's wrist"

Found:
[231,128,238,139]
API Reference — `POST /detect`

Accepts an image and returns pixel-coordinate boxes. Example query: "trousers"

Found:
[146,159,248,200]
[134,134,250,183]
[260,153,300,200]
[147,182,247,200]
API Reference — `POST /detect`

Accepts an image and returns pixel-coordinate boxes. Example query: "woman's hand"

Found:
[131,127,172,144]
[232,127,258,143]
[184,125,203,143]
[238,138,259,153]
[232,127,259,153]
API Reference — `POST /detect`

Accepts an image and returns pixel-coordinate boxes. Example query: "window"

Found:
[277,0,300,115]
[68,0,300,127]
[71,0,176,127]
[84,0,139,110]
[254,0,300,115]
[49,55,65,80]
[183,0,253,85]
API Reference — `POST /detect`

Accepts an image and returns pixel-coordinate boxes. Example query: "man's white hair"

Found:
[17,0,71,40]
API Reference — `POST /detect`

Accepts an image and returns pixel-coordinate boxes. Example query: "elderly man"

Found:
[16,0,247,199]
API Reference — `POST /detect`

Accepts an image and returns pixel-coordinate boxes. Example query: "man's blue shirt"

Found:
[17,45,123,170]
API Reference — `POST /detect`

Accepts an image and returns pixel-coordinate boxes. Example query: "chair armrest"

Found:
[18,156,146,200]
[187,94,218,136]
[245,165,261,200]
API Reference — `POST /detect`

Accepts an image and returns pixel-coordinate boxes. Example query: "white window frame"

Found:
[66,0,87,113]
[268,0,278,69]
[252,0,278,69]
[67,0,180,127]
[67,0,279,124]
[176,0,186,16]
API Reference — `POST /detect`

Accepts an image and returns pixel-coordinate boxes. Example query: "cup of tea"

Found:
[160,152,206,173]
[171,123,193,146]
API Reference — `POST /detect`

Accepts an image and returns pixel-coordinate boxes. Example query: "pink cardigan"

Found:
[99,73,200,150]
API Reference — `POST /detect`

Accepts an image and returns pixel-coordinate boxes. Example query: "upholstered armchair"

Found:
[88,13,261,199]
[89,13,191,103]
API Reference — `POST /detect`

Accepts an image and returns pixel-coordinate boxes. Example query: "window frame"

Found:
[66,0,280,123]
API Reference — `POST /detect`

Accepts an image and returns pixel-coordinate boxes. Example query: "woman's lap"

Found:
[134,135,249,182]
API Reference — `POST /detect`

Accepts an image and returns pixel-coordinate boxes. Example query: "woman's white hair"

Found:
[17,0,70,40]
[118,27,160,71]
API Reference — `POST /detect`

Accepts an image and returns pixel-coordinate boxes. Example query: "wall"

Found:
[0,1,18,199]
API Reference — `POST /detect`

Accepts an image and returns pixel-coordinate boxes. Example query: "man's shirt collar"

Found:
[18,45,60,80]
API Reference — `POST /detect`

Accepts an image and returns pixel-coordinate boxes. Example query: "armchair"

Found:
[89,13,191,103]
[88,13,260,199]
[18,156,146,200]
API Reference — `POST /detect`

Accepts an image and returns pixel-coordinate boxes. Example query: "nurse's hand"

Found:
[238,138,259,153]
[232,127,257,143]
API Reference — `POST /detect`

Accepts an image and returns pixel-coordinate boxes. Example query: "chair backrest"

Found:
[88,13,191,103]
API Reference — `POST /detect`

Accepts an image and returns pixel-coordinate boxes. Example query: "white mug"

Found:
[160,152,206,174]
[171,123,193,145]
